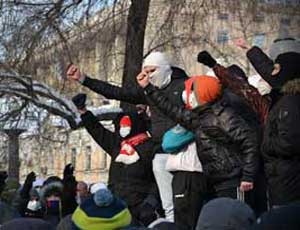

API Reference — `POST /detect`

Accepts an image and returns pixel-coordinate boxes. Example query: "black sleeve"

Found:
[144,84,200,131]
[81,111,120,158]
[246,46,274,81]
[82,76,147,105]
[222,109,259,182]
[263,99,300,157]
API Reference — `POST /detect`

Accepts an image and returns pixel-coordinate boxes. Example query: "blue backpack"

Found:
[162,124,195,153]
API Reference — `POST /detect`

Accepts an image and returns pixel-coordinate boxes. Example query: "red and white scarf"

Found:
[115,132,150,165]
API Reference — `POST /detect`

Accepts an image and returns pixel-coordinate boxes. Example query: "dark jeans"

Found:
[172,171,208,230]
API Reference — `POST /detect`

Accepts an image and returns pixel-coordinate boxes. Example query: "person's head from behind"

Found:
[181,75,222,110]
[142,51,173,89]
[72,188,132,230]
[196,198,255,230]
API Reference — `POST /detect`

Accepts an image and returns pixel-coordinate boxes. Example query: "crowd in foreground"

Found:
[0,35,299,230]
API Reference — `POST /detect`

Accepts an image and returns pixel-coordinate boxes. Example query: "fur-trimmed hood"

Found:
[40,181,63,202]
[281,78,300,95]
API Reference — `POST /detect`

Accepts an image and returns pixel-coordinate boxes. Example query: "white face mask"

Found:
[149,65,172,89]
[119,127,131,138]
[182,90,199,109]
[27,200,42,211]
[248,75,272,96]
[256,79,272,96]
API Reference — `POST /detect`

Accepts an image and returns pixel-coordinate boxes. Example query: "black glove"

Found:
[197,51,217,68]
[63,163,74,178]
[72,93,87,110]
[21,171,36,198]
[25,171,36,185]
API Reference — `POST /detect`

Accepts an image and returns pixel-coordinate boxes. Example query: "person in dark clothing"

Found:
[248,48,300,207]
[13,172,43,218]
[68,51,189,221]
[0,171,20,225]
[250,204,300,230]
[72,93,161,226]
[197,44,300,207]
[197,51,272,125]
[137,75,259,205]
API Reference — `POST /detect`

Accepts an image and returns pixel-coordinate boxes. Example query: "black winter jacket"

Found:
[81,67,188,152]
[261,79,300,206]
[80,111,159,208]
[144,84,259,186]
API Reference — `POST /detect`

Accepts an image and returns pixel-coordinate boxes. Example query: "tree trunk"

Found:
[4,130,24,181]
[120,0,151,112]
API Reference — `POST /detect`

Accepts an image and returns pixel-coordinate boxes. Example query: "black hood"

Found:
[266,52,300,89]
[114,111,149,139]
[247,47,300,89]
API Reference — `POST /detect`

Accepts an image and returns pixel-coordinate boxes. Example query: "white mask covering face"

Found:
[248,75,272,96]
[27,200,42,211]
[119,127,131,138]
[182,90,199,109]
[256,79,272,96]
[149,65,172,89]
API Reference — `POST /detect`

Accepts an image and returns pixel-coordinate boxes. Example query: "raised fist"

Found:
[25,171,36,185]
[67,64,82,81]
[197,51,217,68]
[136,70,150,88]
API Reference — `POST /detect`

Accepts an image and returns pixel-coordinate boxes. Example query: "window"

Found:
[218,13,229,20]
[71,148,76,168]
[85,146,92,171]
[99,152,107,170]
[217,30,229,44]
[252,33,266,48]
[254,13,265,23]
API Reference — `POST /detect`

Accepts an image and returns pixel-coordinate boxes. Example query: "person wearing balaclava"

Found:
[67,51,189,222]
[246,47,300,208]
[71,93,161,227]
[137,74,259,230]
[197,36,300,207]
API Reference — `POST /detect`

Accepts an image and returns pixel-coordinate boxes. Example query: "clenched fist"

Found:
[136,70,150,88]
[67,64,82,81]
[240,181,254,192]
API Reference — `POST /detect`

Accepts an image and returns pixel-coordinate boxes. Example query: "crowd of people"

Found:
[0,36,299,230]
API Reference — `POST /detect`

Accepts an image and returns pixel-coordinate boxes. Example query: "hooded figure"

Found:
[72,94,161,227]
[245,41,300,206]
